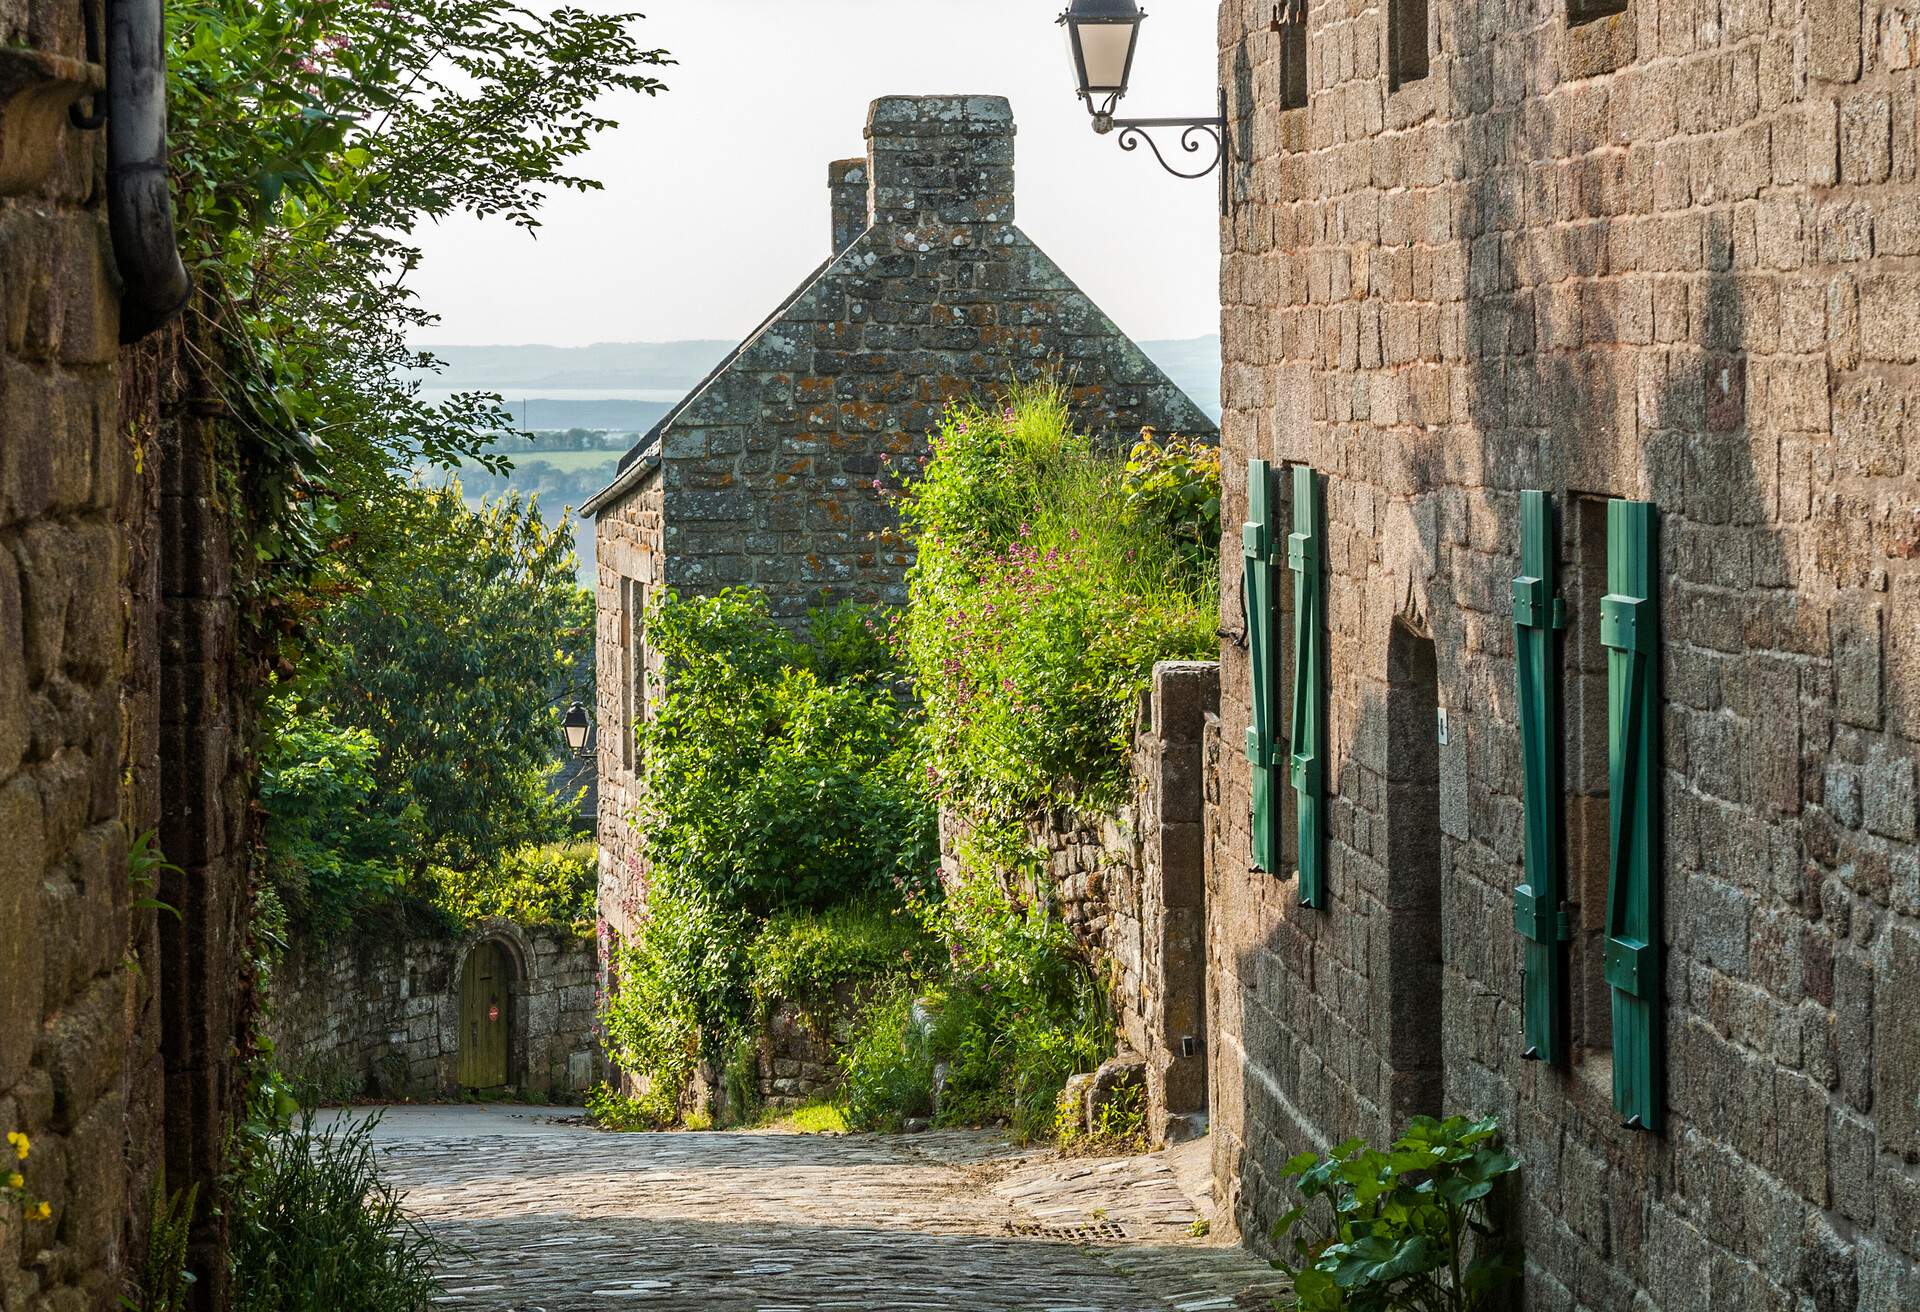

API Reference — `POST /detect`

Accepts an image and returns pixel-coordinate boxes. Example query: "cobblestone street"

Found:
[360,1106,1290,1311]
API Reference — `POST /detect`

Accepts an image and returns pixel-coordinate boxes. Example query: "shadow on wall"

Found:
[1215,1,1919,1304]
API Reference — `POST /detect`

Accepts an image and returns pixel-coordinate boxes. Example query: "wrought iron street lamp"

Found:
[561,701,593,758]
[1057,0,1229,213]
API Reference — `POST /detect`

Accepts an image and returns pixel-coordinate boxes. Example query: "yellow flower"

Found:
[6,1173,21,1189]
[5,1132,26,1161]
[35,1202,50,1220]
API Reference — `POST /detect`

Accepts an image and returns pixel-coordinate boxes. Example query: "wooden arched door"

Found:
[458,942,511,1089]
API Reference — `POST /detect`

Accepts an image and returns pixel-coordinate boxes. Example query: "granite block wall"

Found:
[1208,0,1920,1306]
[268,921,603,1101]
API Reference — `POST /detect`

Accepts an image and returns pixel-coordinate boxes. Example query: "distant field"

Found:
[480,450,625,474]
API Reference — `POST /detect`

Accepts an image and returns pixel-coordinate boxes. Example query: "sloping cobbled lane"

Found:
[359,1105,1290,1311]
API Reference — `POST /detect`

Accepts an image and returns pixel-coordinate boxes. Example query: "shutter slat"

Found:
[1288,465,1328,909]
[1603,498,1662,1132]
[1245,460,1280,873]
[1512,490,1570,1066]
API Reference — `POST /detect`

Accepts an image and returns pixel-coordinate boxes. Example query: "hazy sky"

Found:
[408,0,1222,349]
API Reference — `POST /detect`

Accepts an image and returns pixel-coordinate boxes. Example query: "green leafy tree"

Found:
[309,484,590,877]
[259,698,411,938]
[165,0,671,603]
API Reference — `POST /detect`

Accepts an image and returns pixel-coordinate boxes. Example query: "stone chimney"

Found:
[864,95,1015,236]
[829,158,869,254]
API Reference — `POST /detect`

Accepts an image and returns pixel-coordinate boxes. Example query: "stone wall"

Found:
[3,7,257,1304]
[940,662,1218,1145]
[268,921,602,1101]
[1208,0,1920,1306]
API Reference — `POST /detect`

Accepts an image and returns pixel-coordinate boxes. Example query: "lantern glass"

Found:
[1059,0,1145,108]
[561,702,591,754]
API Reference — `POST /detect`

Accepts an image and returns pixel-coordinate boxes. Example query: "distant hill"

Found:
[1139,336,1221,420]
[412,335,1221,422]
[409,341,734,391]
[489,398,674,432]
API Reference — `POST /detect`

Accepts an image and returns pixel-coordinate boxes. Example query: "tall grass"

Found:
[230,1112,443,1312]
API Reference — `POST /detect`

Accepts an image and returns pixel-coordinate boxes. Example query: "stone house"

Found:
[582,94,1217,947]
[1201,0,1920,1306]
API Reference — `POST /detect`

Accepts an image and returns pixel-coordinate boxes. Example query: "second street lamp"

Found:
[1057,0,1230,213]
[561,701,593,758]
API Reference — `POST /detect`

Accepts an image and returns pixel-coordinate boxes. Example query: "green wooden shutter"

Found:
[1602,498,1662,1132]
[1287,465,1327,909]
[1243,460,1281,874]
[1511,490,1570,1066]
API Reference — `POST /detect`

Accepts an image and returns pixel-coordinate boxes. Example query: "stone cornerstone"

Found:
[584,95,1218,951]
[1207,0,1920,1308]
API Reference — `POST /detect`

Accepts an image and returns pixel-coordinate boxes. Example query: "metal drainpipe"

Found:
[104,0,190,342]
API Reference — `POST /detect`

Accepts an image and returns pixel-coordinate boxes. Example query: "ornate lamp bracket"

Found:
[1092,87,1231,215]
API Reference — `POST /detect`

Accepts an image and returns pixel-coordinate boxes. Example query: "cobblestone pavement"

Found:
[358,1105,1290,1312]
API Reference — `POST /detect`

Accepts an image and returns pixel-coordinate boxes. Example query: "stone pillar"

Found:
[1145,661,1218,1139]
[864,95,1015,234]
[828,157,868,254]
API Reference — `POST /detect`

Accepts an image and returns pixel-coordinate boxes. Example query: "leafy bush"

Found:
[260,700,411,939]
[639,590,935,917]
[747,904,934,1035]
[230,1111,444,1312]
[1271,1115,1522,1312]
[1123,429,1222,563]
[597,590,937,1124]
[896,380,1218,816]
[838,822,1111,1142]
[432,842,596,930]
[838,986,936,1132]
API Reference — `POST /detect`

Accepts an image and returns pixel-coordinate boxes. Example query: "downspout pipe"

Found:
[105,0,189,342]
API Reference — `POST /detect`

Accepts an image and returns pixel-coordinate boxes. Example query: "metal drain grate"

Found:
[1006,1220,1131,1243]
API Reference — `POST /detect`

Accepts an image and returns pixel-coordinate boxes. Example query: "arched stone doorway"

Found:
[458,940,515,1089]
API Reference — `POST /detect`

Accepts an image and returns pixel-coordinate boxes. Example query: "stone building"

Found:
[2,2,255,1304]
[1203,0,1920,1306]
[583,94,1216,946]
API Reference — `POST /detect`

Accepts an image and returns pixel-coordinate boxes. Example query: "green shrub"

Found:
[836,822,1111,1142]
[896,380,1218,815]
[597,591,937,1120]
[431,841,596,930]
[1123,429,1222,564]
[584,1081,667,1133]
[638,590,935,917]
[747,904,934,1034]
[1271,1115,1522,1312]
[839,985,936,1132]
[230,1111,444,1311]
[259,700,411,940]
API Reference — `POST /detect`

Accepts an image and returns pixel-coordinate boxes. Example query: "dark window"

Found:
[1565,495,1614,1062]
[1279,0,1308,110]
[1388,0,1430,90]
[1568,0,1629,24]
